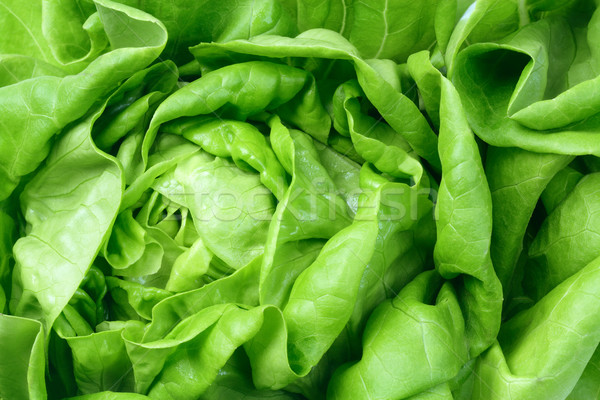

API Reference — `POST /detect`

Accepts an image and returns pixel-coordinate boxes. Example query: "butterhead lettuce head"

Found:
[2,1,600,399]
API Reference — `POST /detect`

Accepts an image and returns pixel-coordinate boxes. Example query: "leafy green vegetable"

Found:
[2,0,600,399]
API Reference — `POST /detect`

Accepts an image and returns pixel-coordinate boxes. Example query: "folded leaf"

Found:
[0,314,46,400]
[0,0,167,200]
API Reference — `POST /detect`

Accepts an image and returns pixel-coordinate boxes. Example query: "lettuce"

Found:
[2,1,600,399]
